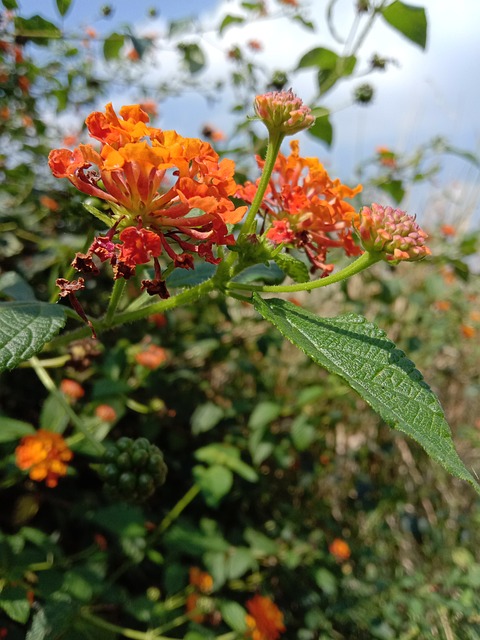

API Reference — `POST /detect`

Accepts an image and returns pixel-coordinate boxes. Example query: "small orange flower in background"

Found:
[148,313,168,328]
[139,100,158,118]
[460,324,476,339]
[189,566,214,593]
[440,224,456,237]
[17,75,30,93]
[0,106,10,120]
[95,404,117,422]
[127,48,140,61]
[201,124,226,142]
[329,538,351,561]
[376,146,397,169]
[39,195,59,211]
[135,344,168,370]
[15,430,73,488]
[237,139,362,275]
[433,300,451,312]
[247,39,263,51]
[62,134,78,147]
[469,310,480,323]
[245,595,286,640]
[278,0,299,6]
[84,26,97,39]
[60,378,85,400]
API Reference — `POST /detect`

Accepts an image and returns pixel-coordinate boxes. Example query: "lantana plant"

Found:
[0,89,478,639]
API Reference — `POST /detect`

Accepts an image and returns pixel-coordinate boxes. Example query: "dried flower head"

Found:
[15,430,73,488]
[254,89,314,136]
[354,203,431,263]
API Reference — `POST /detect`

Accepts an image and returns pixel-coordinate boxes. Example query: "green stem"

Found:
[30,357,105,454]
[80,610,175,640]
[227,251,381,294]
[350,0,389,54]
[150,483,201,543]
[47,277,217,350]
[105,277,126,325]
[152,614,190,635]
[239,131,284,240]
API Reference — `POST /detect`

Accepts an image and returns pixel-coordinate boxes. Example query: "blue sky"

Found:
[25,0,480,227]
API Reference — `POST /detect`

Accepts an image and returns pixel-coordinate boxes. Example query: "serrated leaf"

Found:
[253,295,480,495]
[219,14,245,35]
[0,302,66,371]
[56,0,72,17]
[0,417,35,443]
[103,32,125,60]
[0,272,36,301]
[274,253,309,283]
[14,16,61,46]
[308,112,333,147]
[381,1,427,49]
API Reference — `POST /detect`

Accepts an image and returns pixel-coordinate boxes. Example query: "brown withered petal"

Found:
[141,278,170,299]
[71,252,100,275]
[56,277,86,297]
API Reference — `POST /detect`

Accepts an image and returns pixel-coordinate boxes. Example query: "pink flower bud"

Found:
[355,203,431,263]
[254,89,315,136]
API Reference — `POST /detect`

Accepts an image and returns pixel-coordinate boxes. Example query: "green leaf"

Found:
[297,47,338,70]
[297,47,356,95]
[130,35,153,59]
[274,253,309,283]
[14,16,61,46]
[220,601,249,633]
[0,587,30,623]
[233,262,285,285]
[0,417,35,443]
[378,179,405,203]
[0,302,66,371]
[248,401,281,431]
[177,42,206,74]
[191,402,224,435]
[195,443,258,482]
[193,465,233,506]
[253,295,480,495]
[219,14,245,35]
[82,202,114,227]
[307,112,333,147]
[103,32,125,60]
[1,0,18,11]
[290,414,316,451]
[56,0,72,17]
[167,262,216,288]
[0,272,36,301]
[39,394,69,434]
[381,1,427,49]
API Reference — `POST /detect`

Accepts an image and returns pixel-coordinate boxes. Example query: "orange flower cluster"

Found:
[245,595,286,640]
[186,567,215,623]
[15,430,73,488]
[49,103,247,297]
[237,140,362,275]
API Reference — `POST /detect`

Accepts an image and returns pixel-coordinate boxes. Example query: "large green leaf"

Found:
[14,16,61,46]
[381,1,427,49]
[253,295,480,494]
[0,302,66,371]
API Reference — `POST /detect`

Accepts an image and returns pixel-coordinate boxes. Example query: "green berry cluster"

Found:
[98,437,168,502]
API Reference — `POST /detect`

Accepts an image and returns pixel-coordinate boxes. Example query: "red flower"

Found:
[329,538,351,561]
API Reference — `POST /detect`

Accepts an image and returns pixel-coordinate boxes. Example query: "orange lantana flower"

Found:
[329,538,351,561]
[237,140,362,275]
[189,567,214,593]
[245,595,285,640]
[15,430,73,488]
[48,103,247,297]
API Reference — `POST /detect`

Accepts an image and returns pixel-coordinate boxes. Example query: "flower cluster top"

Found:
[237,140,363,275]
[49,103,247,296]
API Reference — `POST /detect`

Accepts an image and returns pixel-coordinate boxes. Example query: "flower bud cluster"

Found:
[355,203,431,263]
[254,89,314,136]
